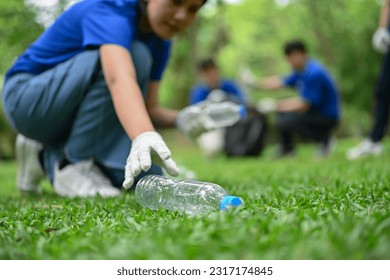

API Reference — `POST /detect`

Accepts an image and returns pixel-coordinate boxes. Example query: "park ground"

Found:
[0,135,389,260]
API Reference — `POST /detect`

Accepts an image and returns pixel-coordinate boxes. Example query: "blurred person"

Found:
[242,40,340,157]
[2,0,211,198]
[347,0,390,160]
[189,58,248,157]
[190,59,248,105]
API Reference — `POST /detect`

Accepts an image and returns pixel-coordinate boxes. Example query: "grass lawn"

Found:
[0,135,389,260]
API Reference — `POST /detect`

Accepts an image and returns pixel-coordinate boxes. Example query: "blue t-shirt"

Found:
[282,59,340,119]
[6,0,171,81]
[189,79,248,105]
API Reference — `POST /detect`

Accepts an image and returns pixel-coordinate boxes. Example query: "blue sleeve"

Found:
[189,86,209,105]
[301,73,323,105]
[223,80,248,104]
[81,3,136,50]
[282,72,299,88]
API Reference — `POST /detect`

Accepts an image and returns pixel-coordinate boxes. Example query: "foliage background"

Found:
[0,0,386,158]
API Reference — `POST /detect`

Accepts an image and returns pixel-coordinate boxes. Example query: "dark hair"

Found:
[284,40,307,55]
[197,58,217,72]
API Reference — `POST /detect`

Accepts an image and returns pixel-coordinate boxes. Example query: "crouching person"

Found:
[2,0,208,198]
[243,40,341,157]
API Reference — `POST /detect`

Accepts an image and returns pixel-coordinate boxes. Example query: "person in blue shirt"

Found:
[2,0,209,197]
[190,58,248,105]
[242,40,340,157]
[347,0,390,160]
[189,58,248,158]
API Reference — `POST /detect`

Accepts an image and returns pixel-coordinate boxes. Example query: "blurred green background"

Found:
[0,0,386,159]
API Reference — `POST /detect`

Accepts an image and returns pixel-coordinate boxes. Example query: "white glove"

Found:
[239,68,257,87]
[123,131,179,189]
[372,27,390,54]
[176,104,209,139]
[256,98,277,113]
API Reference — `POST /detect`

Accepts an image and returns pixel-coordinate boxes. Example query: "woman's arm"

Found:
[100,44,154,139]
[251,75,285,91]
[379,0,390,28]
[276,97,310,112]
[100,44,179,188]
[146,81,179,128]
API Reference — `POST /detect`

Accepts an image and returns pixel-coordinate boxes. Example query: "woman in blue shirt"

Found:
[2,0,207,197]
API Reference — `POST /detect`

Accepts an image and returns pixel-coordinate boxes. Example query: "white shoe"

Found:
[53,159,121,198]
[346,139,383,160]
[16,134,45,193]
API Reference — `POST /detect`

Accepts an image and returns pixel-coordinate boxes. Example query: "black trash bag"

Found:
[224,106,268,157]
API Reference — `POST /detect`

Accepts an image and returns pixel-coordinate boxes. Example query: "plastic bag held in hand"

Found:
[123,131,179,189]
[372,27,390,54]
[176,105,209,139]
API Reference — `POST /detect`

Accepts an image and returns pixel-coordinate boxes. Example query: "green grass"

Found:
[0,136,389,260]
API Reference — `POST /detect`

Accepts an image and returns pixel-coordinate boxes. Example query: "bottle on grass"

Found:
[135,175,243,216]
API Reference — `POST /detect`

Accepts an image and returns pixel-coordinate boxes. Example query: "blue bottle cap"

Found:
[219,196,243,211]
[238,105,247,119]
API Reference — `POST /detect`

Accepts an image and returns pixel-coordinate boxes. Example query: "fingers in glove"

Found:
[130,153,142,177]
[123,165,134,189]
[163,158,180,176]
[139,150,152,172]
[153,142,171,161]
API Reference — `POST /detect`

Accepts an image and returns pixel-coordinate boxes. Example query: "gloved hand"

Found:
[239,68,257,87]
[176,104,210,139]
[123,131,179,189]
[256,98,278,113]
[372,27,390,54]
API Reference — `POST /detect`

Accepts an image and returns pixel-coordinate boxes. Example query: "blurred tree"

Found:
[0,0,43,75]
[25,0,74,27]
[217,0,381,112]
[293,0,380,112]
[160,0,383,136]
[0,0,43,159]
[0,0,385,150]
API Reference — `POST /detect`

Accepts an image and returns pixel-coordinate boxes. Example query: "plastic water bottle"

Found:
[201,101,247,129]
[135,175,243,216]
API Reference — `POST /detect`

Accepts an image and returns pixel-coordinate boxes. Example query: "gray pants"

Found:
[2,42,162,187]
[276,109,338,153]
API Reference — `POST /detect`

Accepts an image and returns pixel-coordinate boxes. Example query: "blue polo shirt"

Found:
[189,79,248,105]
[283,59,340,119]
[6,0,171,81]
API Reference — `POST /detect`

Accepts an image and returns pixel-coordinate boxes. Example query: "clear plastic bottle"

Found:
[135,175,243,216]
[201,101,247,129]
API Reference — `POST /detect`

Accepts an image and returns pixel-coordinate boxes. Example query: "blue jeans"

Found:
[370,51,390,142]
[2,42,162,188]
